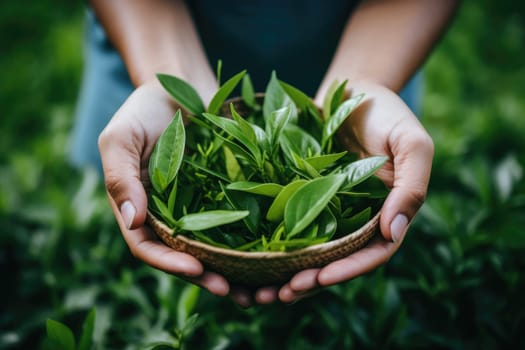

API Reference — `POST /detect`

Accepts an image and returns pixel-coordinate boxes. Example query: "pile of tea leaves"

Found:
[148,70,388,252]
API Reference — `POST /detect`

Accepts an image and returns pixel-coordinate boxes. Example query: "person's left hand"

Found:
[251,81,434,304]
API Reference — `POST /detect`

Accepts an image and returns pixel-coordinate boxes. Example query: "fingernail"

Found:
[390,214,408,243]
[120,201,136,229]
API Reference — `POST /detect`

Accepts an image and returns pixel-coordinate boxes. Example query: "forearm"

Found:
[90,0,217,102]
[316,0,459,103]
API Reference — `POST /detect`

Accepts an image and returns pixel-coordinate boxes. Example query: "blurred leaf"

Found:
[177,285,200,330]
[494,153,522,202]
[46,319,75,350]
[78,309,95,350]
[457,156,493,204]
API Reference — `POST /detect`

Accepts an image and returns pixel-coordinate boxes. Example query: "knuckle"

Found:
[410,132,435,157]
[379,254,392,266]
[410,187,428,210]
[128,245,140,259]
[104,172,125,199]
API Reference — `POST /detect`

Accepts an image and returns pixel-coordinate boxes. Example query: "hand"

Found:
[253,81,434,304]
[98,81,231,298]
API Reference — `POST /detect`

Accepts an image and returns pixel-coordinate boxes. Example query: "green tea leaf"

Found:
[157,74,205,115]
[167,178,178,214]
[305,151,347,171]
[208,70,246,115]
[230,103,257,145]
[184,158,231,183]
[267,105,292,150]
[150,168,168,194]
[330,80,348,115]
[292,153,321,178]
[280,124,321,160]
[78,308,96,350]
[322,93,364,148]
[190,230,233,249]
[285,175,345,237]
[265,236,330,251]
[181,313,200,339]
[315,208,338,239]
[223,145,245,181]
[178,210,249,231]
[177,284,200,330]
[250,122,270,150]
[46,319,76,350]
[242,73,256,108]
[279,80,323,125]
[322,80,340,120]
[340,155,388,190]
[263,71,292,121]
[341,207,372,233]
[266,179,308,222]
[226,181,283,197]
[223,186,261,234]
[174,185,194,218]
[216,59,223,86]
[213,132,258,167]
[278,80,312,112]
[201,113,262,166]
[151,195,177,227]
[235,238,262,251]
[149,110,186,193]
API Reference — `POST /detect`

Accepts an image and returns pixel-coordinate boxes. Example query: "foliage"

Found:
[149,71,386,251]
[1,0,524,349]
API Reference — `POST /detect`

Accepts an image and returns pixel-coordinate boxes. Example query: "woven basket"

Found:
[146,95,380,285]
[147,211,379,286]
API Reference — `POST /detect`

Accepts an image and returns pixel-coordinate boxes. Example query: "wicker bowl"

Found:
[147,211,380,286]
[146,95,380,285]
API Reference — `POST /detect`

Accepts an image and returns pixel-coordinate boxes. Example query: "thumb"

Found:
[379,129,434,243]
[98,124,148,229]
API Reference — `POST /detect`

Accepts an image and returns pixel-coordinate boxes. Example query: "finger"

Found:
[289,268,321,292]
[278,283,321,304]
[278,283,296,303]
[255,286,279,304]
[380,120,434,242]
[108,194,204,278]
[185,271,230,297]
[114,198,230,297]
[229,287,253,308]
[99,119,148,230]
[317,236,399,286]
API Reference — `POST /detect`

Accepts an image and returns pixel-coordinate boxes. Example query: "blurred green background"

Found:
[1,1,524,349]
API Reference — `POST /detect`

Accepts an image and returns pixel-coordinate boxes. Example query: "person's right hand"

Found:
[98,80,232,298]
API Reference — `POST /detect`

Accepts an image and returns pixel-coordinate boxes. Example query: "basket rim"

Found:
[147,210,381,260]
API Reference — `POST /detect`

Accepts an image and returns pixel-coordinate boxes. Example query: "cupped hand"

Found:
[255,81,434,304]
[98,80,231,298]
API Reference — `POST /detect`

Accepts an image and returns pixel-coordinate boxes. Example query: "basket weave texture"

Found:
[147,211,380,285]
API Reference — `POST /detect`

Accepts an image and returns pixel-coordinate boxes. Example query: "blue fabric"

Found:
[70,5,423,171]
[69,11,134,171]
